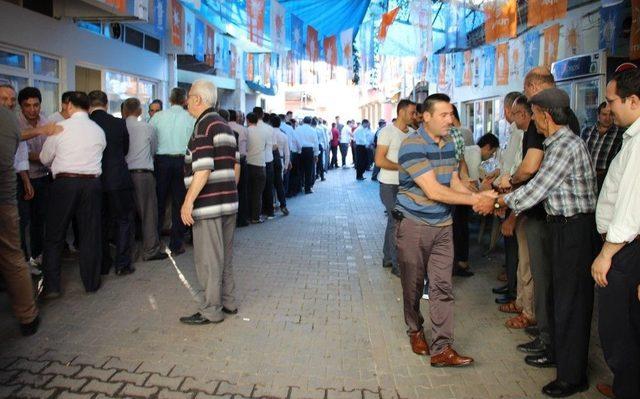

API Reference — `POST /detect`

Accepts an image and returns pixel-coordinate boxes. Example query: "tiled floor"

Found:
[0,167,611,398]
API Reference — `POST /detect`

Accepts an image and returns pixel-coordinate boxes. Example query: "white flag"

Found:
[270,0,286,50]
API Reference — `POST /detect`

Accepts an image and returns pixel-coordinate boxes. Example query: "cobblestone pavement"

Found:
[1,167,611,398]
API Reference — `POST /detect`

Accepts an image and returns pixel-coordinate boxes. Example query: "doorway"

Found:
[75,66,101,93]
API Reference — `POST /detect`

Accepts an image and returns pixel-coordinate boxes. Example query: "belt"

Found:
[130,169,153,174]
[545,213,592,223]
[157,154,184,158]
[55,173,98,179]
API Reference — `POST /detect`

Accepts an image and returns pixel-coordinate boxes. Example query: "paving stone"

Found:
[42,362,82,377]
[180,377,219,394]
[81,380,123,396]
[38,351,78,365]
[137,361,175,376]
[103,357,141,372]
[145,374,184,390]
[158,388,194,399]
[14,386,57,399]
[121,383,159,397]
[56,391,96,399]
[12,371,54,387]
[194,394,233,399]
[0,357,18,369]
[46,375,88,391]
[0,385,20,398]
[0,369,20,384]
[109,370,150,385]
[77,366,117,382]
[9,358,49,373]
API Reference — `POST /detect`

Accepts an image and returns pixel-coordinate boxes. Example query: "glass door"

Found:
[574,78,601,135]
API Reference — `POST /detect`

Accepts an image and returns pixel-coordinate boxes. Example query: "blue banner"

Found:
[428,54,439,83]
[153,0,166,33]
[454,52,464,87]
[483,46,495,87]
[215,34,230,75]
[194,19,205,62]
[599,2,624,53]
[523,30,540,75]
[290,14,304,58]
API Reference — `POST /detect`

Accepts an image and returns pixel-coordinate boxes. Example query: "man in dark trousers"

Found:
[88,91,135,276]
[40,92,106,297]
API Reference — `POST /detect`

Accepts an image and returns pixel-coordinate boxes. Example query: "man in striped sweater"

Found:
[179,80,240,325]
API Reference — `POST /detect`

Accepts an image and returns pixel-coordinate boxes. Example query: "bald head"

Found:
[524,67,555,99]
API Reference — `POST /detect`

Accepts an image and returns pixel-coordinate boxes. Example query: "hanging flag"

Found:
[485,0,517,43]
[454,53,464,87]
[152,0,166,33]
[543,24,560,68]
[104,0,127,13]
[230,44,237,78]
[291,14,304,59]
[446,0,467,49]
[340,28,353,68]
[170,0,183,47]
[484,2,496,43]
[524,30,540,73]
[463,50,472,86]
[205,25,215,66]
[528,0,567,27]
[245,53,255,81]
[472,48,482,87]
[215,34,230,75]
[194,19,205,62]
[509,37,524,80]
[600,2,624,54]
[484,45,496,86]
[496,43,509,85]
[264,53,271,86]
[411,0,432,56]
[247,0,265,46]
[324,36,338,66]
[565,17,581,57]
[183,8,195,54]
[632,0,640,59]
[438,54,447,87]
[378,7,400,41]
[428,55,439,83]
[306,25,319,62]
[270,0,286,50]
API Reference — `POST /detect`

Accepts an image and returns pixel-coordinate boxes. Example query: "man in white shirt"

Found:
[312,117,326,182]
[228,110,250,227]
[592,68,640,399]
[375,100,415,276]
[245,112,268,223]
[279,114,297,196]
[47,91,73,123]
[254,107,275,219]
[269,114,290,215]
[354,120,373,180]
[339,121,352,168]
[295,116,319,194]
[122,98,166,262]
[39,91,106,297]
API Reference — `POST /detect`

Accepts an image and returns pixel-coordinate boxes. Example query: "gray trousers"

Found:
[524,217,554,354]
[397,217,454,355]
[192,215,237,322]
[379,183,399,271]
[131,172,162,260]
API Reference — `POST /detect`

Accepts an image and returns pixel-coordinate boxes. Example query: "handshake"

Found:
[471,190,499,216]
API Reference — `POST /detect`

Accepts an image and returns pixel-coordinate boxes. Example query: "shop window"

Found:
[105,71,157,119]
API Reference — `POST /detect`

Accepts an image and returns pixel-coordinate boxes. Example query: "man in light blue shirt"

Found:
[149,88,195,255]
[295,117,319,194]
[354,120,373,180]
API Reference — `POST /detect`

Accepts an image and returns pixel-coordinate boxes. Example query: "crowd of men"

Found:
[0,81,338,334]
[371,65,639,398]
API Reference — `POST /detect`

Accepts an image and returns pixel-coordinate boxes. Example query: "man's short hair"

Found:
[169,87,187,105]
[525,69,555,87]
[67,91,91,111]
[513,95,533,115]
[270,114,281,128]
[246,112,258,124]
[61,91,75,104]
[302,116,312,124]
[537,106,571,126]
[278,113,286,120]
[286,110,292,115]
[311,117,318,126]
[612,68,640,100]
[18,87,42,105]
[190,80,217,107]
[122,97,141,115]
[218,109,229,121]
[451,104,460,122]
[228,109,238,122]
[477,133,500,148]
[504,91,522,108]
[88,90,108,107]
[150,99,163,109]
[597,101,608,114]
[422,93,450,114]
[0,82,15,92]
[396,99,415,114]
[253,106,264,118]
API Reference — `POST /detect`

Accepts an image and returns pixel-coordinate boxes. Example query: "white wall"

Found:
[0,1,168,93]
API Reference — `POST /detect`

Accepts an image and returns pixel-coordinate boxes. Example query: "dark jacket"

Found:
[90,109,132,191]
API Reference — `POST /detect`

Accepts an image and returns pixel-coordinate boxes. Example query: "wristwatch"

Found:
[494,198,500,209]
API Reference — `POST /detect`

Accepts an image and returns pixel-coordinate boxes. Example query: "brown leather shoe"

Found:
[430,346,474,367]
[408,330,430,356]
[596,383,615,398]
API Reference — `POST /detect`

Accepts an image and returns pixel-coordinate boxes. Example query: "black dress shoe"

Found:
[382,261,393,268]
[492,285,509,295]
[222,307,238,315]
[525,325,540,337]
[525,354,556,368]
[391,268,401,278]
[145,252,168,261]
[20,316,40,336]
[179,312,221,325]
[495,294,516,304]
[171,247,186,256]
[517,337,546,354]
[453,266,474,277]
[115,267,135,276]
[280,207,289,216]
[41,290,61,300]
[542,379,588,398]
